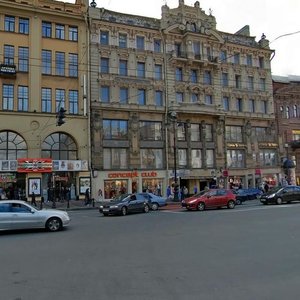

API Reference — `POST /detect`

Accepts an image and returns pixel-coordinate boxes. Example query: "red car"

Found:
[182,189,236,211]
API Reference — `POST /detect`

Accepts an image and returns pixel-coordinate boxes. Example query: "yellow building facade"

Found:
[0,0,90,201]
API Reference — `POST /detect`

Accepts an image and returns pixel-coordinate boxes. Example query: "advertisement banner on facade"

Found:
[17,158,53,173]
[0,160,18,172]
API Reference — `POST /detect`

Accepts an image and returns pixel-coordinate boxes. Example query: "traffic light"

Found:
[56,107,66,126]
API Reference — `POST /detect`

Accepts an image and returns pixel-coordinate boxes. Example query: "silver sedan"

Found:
[0,200,70,232]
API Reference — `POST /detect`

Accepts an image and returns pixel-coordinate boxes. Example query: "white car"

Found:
[0,200,70,232]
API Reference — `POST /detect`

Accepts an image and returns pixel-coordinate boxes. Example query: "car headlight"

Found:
[267,193,276,198]
[110,205,119,208]
[99,205,103,209]
[189,199,198,203]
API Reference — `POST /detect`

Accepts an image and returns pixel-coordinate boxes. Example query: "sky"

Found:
[70,0,300,76]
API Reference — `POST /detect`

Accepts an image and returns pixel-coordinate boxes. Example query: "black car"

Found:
[234,188,263,205]
[99,194,150,216]
[260,185,300,205]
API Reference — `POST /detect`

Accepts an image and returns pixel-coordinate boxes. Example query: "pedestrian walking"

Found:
[166,185,171,199]
[85,188,90,206]
[31,192,37,206]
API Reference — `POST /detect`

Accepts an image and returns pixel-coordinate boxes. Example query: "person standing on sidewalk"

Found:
[85,188,90,206]
[31,192,37,206]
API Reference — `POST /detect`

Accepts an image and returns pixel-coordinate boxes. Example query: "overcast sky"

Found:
[74,0,300,76]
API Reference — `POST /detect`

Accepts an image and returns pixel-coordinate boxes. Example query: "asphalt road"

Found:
[1,201,300,300]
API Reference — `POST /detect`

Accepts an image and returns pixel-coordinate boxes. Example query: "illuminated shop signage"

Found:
[258,143,278,148]
[0,64,16,76]
[227,143,246,148]
[18,158,53,173]
[108,171,158,179]
[0,173,16,182]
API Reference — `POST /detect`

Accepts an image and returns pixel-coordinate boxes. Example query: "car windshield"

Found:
[194,190,208,197]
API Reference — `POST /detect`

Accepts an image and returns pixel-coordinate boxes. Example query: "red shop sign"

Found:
[17,158,53,173]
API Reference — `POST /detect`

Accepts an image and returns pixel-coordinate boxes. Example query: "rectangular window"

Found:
[193,41,201,59]
[19,18,29,34]
[190,70,197,83]
[259,57,264,68]
[205,124,213,142]
[55,52,65,76]
[18,47,29,72]
[155,91,163,106]
[223,96,229,111]
[252,127,271,142]
[104,148,128,169]
[222,73,228,86]
[176,92,184,103]
[176,67,183,81]
[234,53,240,64]
[177,124,186,141]
[261,100,267,114]
[69,90,78,114]
[191,93,198,103]
[236,98,243,112]
[154,39,161,52]
[249,99,255,113]
[141,149,163,169]
[140,121,162,141]
[235,75,241,89]
[55,24,65,39]
[206,149,214,168]
[191,149,202,168]
[69,53,78,77]
[5,16,15,32]
[138,89,146,105]
[55,89,65,111]
[175,43,182,57]
[246,54,252,66]
[155,64,162,80]
[103,120,128,140]
[137,62,145,78]
[42,88,52,113]
[100,86,110,103]
[69,26,78,41]
[227,149,245,168]
[18,86,28,111]
[42,50,52,74]
[100,31,109,45]
[42,21,52,38]
[205,95,213,105]
[260,78,266,91]
[206,47,212,61]
[258,149,277,167]
[204,70,212,85]
[248,76,254,90]
[220,50,227,63]
[136,36,145,50]
[120,88,128,104]
[119,33,127,48]
[4,45,14,65]
[178,149,187,168]
[3,84,14,110]
[119,60,128,76]
[226,126,243,142]
[191,124,201,142]
[101,57,109,73]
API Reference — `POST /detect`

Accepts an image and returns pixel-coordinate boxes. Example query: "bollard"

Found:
[52,198,56,208]
[92,198,95,207]
[67,198,70,208]
[40,196,44,210]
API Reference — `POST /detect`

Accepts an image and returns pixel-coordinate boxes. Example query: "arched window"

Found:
[293,105,298,118]
[286,106,290,119]
[0,131,27,160]
[41,132,77,160]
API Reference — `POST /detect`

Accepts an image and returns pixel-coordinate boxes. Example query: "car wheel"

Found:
[46,217,62,232]
[236,199,241,205]
[276,197,283,205]
[144,204,150,213]
[151,202,159,211]
[197,202,205,211]
[121,206,127,216]
[227,200,235,209]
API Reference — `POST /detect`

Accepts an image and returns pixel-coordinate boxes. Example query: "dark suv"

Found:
[182,189,236,211]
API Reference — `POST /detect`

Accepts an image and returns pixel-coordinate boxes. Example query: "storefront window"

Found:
[104,180,128,199]
[142,178,163,196]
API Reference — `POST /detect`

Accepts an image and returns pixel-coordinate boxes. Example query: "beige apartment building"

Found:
[0,0,90,201]
[89,0,281,199]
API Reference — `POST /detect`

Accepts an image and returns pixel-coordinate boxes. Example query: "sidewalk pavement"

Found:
[38,199,182,211]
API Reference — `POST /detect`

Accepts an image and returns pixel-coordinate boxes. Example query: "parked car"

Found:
[139,192,167,210]
[181,190,208,208]
[260,185,300,205]
[234,188,263,205]
[182,189,236,211]
[99,194,150,216]
[0,200,70,232]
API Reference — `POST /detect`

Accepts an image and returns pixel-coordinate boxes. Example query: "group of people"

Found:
[166,185,190,201]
